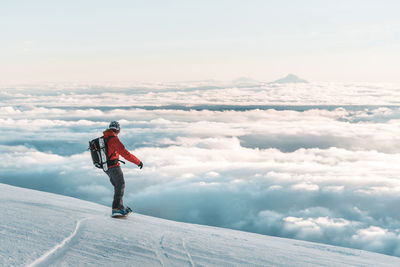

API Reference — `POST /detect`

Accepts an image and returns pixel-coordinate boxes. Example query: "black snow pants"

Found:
[105,166,125,210]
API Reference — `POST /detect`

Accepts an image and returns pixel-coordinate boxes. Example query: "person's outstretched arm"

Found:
[114,138,141,166]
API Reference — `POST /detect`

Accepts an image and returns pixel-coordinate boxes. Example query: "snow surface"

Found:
[1,183,400,267]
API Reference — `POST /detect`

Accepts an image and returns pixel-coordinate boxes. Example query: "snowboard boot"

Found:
[112,207,132,217]
[125,206,132,214]
[112,208,128,217]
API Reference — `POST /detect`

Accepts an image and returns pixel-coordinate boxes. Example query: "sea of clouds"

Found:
[2,81,400,256]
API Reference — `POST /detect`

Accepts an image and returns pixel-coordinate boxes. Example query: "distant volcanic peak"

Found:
[271,74,309,84]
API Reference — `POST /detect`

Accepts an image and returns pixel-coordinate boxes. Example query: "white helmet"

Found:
[109,121,120,131]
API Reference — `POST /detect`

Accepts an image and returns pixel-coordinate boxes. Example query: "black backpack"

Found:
[89,136,114,171]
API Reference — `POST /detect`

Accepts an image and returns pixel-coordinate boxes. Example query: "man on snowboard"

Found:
[104,121,143,217]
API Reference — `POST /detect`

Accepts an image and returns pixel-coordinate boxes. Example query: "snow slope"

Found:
[1,183,400,267]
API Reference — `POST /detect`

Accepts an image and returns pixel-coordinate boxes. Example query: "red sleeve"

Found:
[114,137,141,166]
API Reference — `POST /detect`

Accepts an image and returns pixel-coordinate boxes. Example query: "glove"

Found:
[138,161,143,169]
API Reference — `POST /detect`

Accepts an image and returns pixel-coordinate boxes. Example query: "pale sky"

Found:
[1,0,399,84]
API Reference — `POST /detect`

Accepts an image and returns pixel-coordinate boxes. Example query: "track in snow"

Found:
[181,238,195,267]
[27,217,91,267]
[157,234,167,267]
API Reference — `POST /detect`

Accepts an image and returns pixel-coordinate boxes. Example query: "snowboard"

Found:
[111,207,132,219]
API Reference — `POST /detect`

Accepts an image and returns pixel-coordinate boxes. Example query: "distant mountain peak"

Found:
[270,74,308,84]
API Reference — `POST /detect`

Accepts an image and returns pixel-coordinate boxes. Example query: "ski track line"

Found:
[155,234,167,267]
[181,238,195,267]
[27,217,91,267]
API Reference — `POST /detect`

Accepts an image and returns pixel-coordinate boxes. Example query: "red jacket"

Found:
[103,129,141,168]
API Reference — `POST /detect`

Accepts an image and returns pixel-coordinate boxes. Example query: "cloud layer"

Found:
[2,82,400,256]
[1,81,400,107]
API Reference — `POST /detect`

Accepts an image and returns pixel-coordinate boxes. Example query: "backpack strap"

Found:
[104,136,115,142]
[103,136,126,168]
